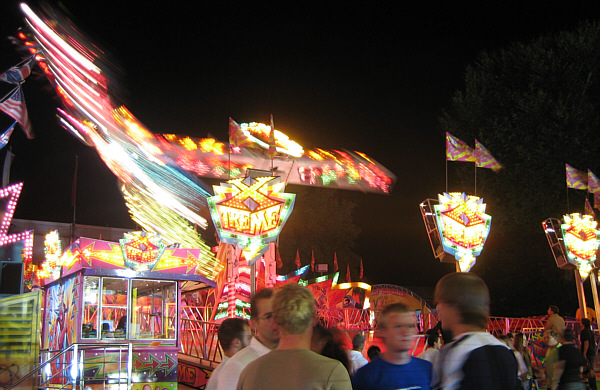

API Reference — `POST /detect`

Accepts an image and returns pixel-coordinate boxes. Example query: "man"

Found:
[544,330,560,390]
[353,302,433,389]
[347,333,368,375]
[544,305,566,337]
[553,329,585,390]
[206,318,252,390]
[418,329,442,367]
[433,272,519,390]
[237,283,352,390]
[580,318,597,390]
[216,288,280,390]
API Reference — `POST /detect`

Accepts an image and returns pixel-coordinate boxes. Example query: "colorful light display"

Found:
[0,183,34,290]
[560,213,600,278]
[433,192,492,272]
[208,175,295,265]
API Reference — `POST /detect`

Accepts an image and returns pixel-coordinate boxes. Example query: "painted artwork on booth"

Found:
[44,275,79,351]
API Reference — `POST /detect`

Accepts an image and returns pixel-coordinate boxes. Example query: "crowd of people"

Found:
[203,273,598,390]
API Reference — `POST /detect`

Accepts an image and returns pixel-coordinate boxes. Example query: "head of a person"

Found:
[377,302,416,353]
[582,317,591,329]
[426,330,440,349]
[352,333,365,351]
[434,272,490,331]
[563,328,575,343]
[544,330,559,346]
[250,287,279,349]
[272,283,315,335]
[513,332,527,353]
[310,324,350,371]
[548,305,559,315]
[217,317,252,356]
[367,345,381,361]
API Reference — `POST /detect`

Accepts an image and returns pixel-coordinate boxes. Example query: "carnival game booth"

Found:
[36,231,219,390]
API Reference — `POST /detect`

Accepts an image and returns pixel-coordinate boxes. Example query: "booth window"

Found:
[130,280,176,339]
[82,276,99,339]
[101,277,128,339]
[81,276,176,341]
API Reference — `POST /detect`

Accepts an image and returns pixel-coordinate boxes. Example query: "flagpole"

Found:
[474,164,477,196]
[71,155,78,244]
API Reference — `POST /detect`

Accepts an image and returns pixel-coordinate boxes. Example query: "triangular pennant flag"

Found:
[566,164,588,190]
[228,117,253,148]
[0,122,16,150]
[446,132,476,162]
[311,250,315,272]
[268,114,277,159]
[595,193,600,211]
[475,139,503,172]
[333,252,338,271]
[359,258,363,280]
[588,170,600,194]
[585,197,595,216]
[0,56,36,85]
[346,263,351,283]
[0,86,33,139]
[295,249,301,269]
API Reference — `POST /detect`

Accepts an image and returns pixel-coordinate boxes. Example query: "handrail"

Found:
[6,343,132,390]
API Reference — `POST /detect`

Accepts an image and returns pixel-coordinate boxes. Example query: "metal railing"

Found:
[6,343,132,390]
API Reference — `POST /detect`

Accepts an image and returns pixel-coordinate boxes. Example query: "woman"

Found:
[514,332,535,389]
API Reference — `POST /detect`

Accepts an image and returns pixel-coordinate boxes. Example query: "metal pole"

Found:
[575,269,588,319]
[590,269,600,324]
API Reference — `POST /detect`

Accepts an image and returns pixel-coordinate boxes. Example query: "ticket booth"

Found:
[37,231,219,390]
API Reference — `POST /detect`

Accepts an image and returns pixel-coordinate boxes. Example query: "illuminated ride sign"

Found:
[433,192,492,272]
[208,175,295,265]
[561,213,600,279]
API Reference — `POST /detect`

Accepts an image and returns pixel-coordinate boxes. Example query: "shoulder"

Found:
[411,356,434,369]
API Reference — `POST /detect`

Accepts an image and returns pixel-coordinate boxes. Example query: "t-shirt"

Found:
[557,343,584,385]
[237,349,351,390]
[581,328,596,358]
[352,356,432,390]
[435,331,519,390]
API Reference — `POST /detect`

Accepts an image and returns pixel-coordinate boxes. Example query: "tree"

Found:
[439,21,600,316]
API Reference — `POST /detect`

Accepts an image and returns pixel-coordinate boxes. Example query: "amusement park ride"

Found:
[0,3,422,390]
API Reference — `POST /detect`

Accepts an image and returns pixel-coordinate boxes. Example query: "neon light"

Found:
[561,213,600,278]
[434,192,492,272]
[208,176,295,264]
[119,231,166,271]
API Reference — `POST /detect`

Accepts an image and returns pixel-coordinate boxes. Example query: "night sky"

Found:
[1,2,600,313]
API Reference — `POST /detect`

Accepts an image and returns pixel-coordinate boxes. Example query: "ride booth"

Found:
[36,231,218,390]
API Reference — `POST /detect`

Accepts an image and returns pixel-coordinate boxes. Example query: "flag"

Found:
[588,170,600,194]
[311,250,315,272]
[2,149,14,188]
[566,164,587,190]
[0,56,36,85]
[228,117,252,148]
[295,249,301,269]
[0,86,33,139]
[595,193,600,211]
[359,258,363,280]
[585,197,594,216]
[333,252,338,271]
[475,139,503,172]
[346,263,351,282]
[276,246,283,269]
[0,122,16,150]
[446,132,476,162]
[268,114,277,159]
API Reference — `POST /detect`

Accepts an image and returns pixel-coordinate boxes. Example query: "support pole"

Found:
[590,269,600,324]
[575,269,588,319]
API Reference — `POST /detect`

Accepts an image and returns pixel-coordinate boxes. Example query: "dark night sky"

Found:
[2,2,600,312]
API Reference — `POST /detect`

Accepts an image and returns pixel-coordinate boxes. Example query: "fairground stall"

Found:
[35,230,219,390]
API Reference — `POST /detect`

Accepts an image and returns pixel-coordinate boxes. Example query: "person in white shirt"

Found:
[418,329,442,367]
[216,288,280,390]
[347,333,368,375]
[206,318,252,390]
